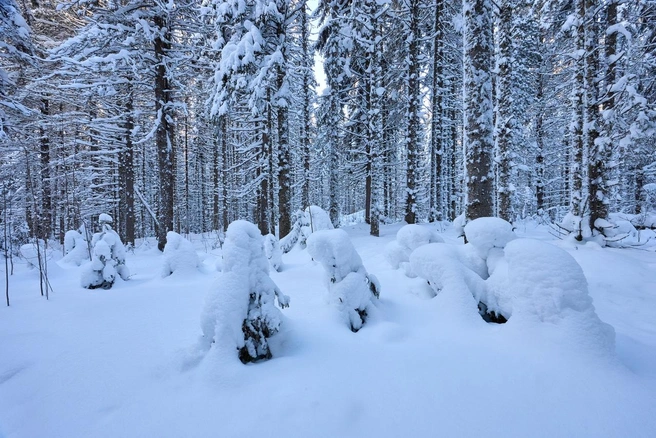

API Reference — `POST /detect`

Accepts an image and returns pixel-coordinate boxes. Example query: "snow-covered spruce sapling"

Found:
[162,231,199,277]
[280,206,334,252]
[201,220,289,364]
[306,229,380,332]
[264,233,283,272]
[81,214,129,289]
[61,229,89,266]
[385,224,444,275]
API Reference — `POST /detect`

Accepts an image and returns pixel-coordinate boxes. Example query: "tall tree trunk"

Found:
[277,67,291,238]
[429,0,444,222]
[495,1,514,222]
[570,0,586,241]
[39,97,51,239]
[300,2,312,210]
[464,0,494,221]
[586,0,604,234]
[119,82,135,246]
[404,0,421,224]
[154,14,175,251]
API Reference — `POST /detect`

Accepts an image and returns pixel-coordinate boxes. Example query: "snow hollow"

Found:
[1,220,655,437]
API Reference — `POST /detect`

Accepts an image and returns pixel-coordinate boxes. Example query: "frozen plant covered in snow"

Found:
[201,220,289,364]
[306,229,380,332]
[463,216,516,260]
[280,206,334,252]
[385,224,444,275]
[263,233,283,272]
[162,231,199,277]
[81,214,129,289]
[60,230,89,266]
[486,238,615,355]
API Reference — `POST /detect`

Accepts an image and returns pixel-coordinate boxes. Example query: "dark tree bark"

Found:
[429,0,444,222]
[404,0,421,225]
[464,0,494,221]
[119,82,135,246]
[154,14,175,251]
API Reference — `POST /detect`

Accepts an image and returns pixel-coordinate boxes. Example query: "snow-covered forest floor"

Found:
[1,220,655,437]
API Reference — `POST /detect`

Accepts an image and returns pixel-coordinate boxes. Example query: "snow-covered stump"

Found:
[81,214,129,289]
[306,229,380,332]
[385,224,444,276]
[201,220,289,364]
[162,231,199,277]
[264,234,283,272]
[61,230,89,266]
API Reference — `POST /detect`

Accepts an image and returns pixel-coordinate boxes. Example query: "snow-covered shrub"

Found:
[385,224,444,275]
[463,217,516,259]
[201,220,289,364]
[81,214,129,289]
[264,233,283,272]
[306,229,380,332]
[280,210,304,253]
[162,231,199,277]
[280,206,334,252]
[486,239,615,355]
[60,230,89,266]
[19,239,52,269]
[411,218,516,322]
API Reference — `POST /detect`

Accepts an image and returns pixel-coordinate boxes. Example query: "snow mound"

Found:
[201,220,289,364]
[464,217,515,258]
[60,230,89,266]
[162,231,199,277]
[385,224,444,276]
[20,240,52,268]
[263,233,283,272]
[488,239,615,356]
[306,229,380,332]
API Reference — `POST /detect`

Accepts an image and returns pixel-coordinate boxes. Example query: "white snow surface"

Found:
[162,231,199,277]
[1,220,656,437]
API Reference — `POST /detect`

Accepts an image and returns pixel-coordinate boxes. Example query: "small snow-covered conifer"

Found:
[385,224,444,275]
[201,220,289,364]
[162,231,199,277]
[263,234,283,272]
[306,229,380,332]
[81,214,129,289]
[61,229,89,266]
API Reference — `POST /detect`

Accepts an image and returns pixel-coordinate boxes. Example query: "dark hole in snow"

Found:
[477,301,508,324]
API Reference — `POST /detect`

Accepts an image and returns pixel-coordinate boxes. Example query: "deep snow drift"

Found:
[1,219,655,437]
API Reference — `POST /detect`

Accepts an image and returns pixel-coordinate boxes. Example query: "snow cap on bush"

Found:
[464,217,515,257]
[201,220,289,364]
[307,229,380,332]
[162,231,199,277]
